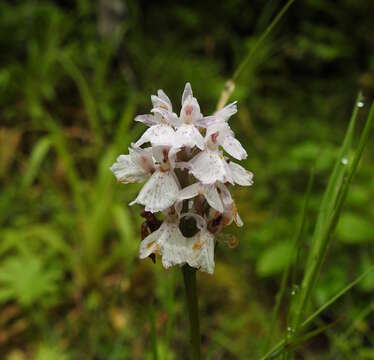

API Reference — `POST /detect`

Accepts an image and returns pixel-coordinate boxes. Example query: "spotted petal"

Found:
[189,149,233,185]
[135,124,176,147]
[187,230,215,274]
[110,147,154,183]
[229,161,254,186]
[222,136,247,160]
[175,124,205,149]
[130,170,180,212]
[139,222,190,268]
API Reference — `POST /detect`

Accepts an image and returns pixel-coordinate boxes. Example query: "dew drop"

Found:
[341,157,348,165]
[357,101,364,108]
[291,284,299,296]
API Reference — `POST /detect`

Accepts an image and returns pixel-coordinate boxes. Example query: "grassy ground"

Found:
[1,1,374,359]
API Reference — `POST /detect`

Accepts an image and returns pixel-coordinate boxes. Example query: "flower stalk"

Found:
[182,264,201,360]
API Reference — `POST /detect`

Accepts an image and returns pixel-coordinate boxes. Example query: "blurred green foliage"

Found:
[0,0,374,359]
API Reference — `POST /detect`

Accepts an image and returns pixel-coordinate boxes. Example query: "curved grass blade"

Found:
[292,94,370,331]
[263,169,314,354]
[217,0,297,109]
[259,266,374,360]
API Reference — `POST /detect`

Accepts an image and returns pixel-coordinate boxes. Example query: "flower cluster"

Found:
[110,83,253,274]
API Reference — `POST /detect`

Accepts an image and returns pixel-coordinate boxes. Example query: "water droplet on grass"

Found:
[291,284,299,296]
[341,157,348,165]
[357,101,364,108]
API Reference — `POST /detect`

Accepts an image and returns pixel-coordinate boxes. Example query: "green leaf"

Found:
[35,344,69,360]
[257,242,293,277]
[0,253,61,307]
[22,136,52,188]
[337,213,374,244]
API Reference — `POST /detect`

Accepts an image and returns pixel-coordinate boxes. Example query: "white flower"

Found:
[187,227,215,274]
[135,123,177,147]
[110,82,253,274]
[189,147,233,185]
[197,101,247,160]
[216,182,243,227]
[110,146,155,183]
[227,160,254,186]
[130,147,180,213]
[134,89,179,147]
[174,83,205,150]
[175,123,205,150]
[179,182,224,212]
[197,101,238,127]
[206,122,247,160]
[139,209,215,274]
[139,210,189,269]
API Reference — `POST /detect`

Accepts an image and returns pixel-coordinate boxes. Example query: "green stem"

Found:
[182,265,201,360]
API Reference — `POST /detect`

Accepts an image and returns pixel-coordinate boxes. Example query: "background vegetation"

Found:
[1,0,374,359]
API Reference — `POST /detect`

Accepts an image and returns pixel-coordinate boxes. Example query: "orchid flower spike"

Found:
[110,82,253,274]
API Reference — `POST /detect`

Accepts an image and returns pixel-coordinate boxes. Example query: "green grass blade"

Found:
[58,55,102,143]
[233,0,296,82]
[260,255,374,359]
[22,136,52,188]
[263,169,314,354]
[217,0,297,109]
[301,266,374,328]
[312,92,362,247]
[292,94,370,330]
[43,112,86,214]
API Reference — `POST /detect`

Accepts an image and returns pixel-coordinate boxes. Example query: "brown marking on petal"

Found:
[146,240,155,249]
[211,131,219,144]
[232,202,241,226]
[194,195,205,215]
[207,212,223,234]
[140,156,155,174]
[217,186,221,194]
[153,244,161,255]
[192,241,202,250]
[160,103,169,110]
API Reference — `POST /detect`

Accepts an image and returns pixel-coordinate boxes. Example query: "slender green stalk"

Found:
[259,255,374,359]
[232,0,296,82]
[217,0,297,109]
[263,169,314,354]
[291,95,372,332]
[182,265,201,360]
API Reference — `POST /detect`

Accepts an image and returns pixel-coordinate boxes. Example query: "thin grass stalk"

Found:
[292,95,371,331]
[182,265,201,360]
[217,0,297,109]
[259,266,374,360]
[58,55,102,144]
[260,98,374,358]
[263,170,314,354]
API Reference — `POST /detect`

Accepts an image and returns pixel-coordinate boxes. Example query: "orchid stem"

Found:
[182,265,201,360]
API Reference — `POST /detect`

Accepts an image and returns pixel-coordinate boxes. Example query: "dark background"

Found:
[0,0,374,359]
